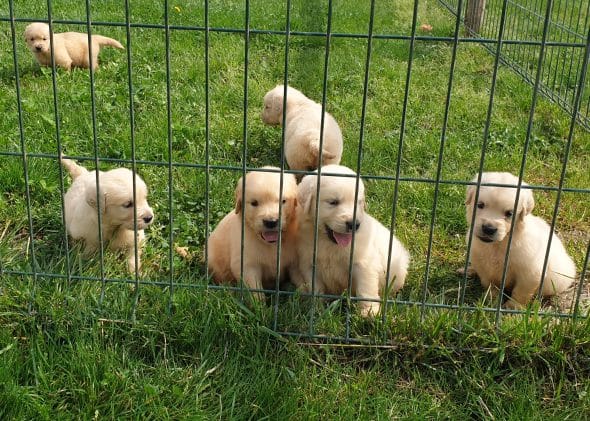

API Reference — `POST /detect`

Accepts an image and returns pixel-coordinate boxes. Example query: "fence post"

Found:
[464,0,486,36]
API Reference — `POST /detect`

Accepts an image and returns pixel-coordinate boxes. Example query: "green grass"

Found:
[1,0,590,418]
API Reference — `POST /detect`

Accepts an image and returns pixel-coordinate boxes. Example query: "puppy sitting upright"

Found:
[293,165,410,317]
[207,167,299,299]
[262,85,343,173]
[465,172,576,309]
[62,158,154,273]
[25,22,124,71]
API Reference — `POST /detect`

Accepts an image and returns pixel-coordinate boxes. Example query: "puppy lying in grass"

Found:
[62,158,154,273]
[262,85,343,173]
[207,167,299,300]
[464,172,576,309]
[24,22,124,71]
[293,165,410,317]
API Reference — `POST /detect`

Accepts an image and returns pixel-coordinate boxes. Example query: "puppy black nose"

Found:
[263,219,278,229]
[346,220,360,232]
[482,224,497,236]
[143,215,153,224]
[35,46,42,51]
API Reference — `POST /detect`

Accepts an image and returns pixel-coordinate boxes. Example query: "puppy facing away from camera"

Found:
[261,85,343,172]
[24,22,124,71]
[62,158,154,273]
[207,168,299,299]
[293,165,410,317]
[464,172,576,309]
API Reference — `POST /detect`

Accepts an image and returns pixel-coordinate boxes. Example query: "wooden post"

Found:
[464,0,487,36]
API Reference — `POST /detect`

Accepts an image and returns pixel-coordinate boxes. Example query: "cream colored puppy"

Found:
[24,22,124,70]
[262,85,343,172]
[294,165,410,317]
[62,158,154,272]
[465,172,576,309]
[207,168,299,299]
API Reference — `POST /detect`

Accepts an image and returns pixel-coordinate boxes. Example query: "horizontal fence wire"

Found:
[1,0,589,345]
[438,0,590,129]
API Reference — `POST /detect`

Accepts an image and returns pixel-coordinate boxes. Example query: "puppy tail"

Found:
[94,35,124,50]
[309,137,337,161]
[61,158,88,180]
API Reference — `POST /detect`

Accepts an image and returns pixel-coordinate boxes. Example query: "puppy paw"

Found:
[359,301,381,318]
[503,298,525,310]
[456,265,477,278]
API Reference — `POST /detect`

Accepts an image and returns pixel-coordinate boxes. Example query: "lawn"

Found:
[1,0,589,418]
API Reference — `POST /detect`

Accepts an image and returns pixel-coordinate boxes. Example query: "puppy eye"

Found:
[42,37,47,41]
[250,200,258,207]
[123,201,134,208]
[476,202,485,209]
[505,210,513,218]
[282,199,286,204]
[327,199,339,206]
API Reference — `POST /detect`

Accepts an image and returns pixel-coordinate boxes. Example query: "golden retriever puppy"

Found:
[62,158,154,273]
[293,165,410,317]
[207,167,299,299]
[465,172,576,309]
[262,85,343,172]
[24,22,124,71]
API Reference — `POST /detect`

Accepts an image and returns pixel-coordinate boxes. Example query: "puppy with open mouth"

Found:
[24,22,124,71]
[464,172,576,309]
[293,165,410,317]
[62,158,154,273]
[207,167,299,299]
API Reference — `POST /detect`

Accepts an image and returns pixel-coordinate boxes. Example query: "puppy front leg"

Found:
[242,266,265,301]
[505,279,538,310]
[111,229,144,273]
[353,266,381,318]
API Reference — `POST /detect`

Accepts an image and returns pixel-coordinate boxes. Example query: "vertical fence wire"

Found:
[238,0,251,302]
[124,0,141,320]
[8,0,38,313]
[537,25,590,305]
[573,241,590,319]
[308,0,334,336]
[420,0,465,321]
[46,0,72,287]
[459,0,510,318]
[272,0,293,332]
[494,0,555,326]
[381,0,420,332]
[345,0,377,340]
[204,0,211,283]
[83,0,107,305]
[164,0,175,313]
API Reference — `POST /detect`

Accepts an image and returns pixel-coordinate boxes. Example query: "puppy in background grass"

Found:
[207,167,299,300]
[262,85,343,173]
[62,158,154,273]
[464,172,576,309]
[24,22,124,71]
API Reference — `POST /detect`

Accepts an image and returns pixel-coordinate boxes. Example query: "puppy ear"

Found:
[465,183,476,206]
[234,177,243,214]
[85,180,106,212]
[519,184,535,220]
[298,175,316,215]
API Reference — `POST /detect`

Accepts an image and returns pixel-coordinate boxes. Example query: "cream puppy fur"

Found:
[24,22,124,70]
[293,165,410,317]
[262,85,343,172]
[465,172,576,309]
[62,158,154,272]
[207,168,299,299]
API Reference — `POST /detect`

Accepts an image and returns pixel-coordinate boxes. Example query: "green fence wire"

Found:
[440,0,590,129]
[1,0,589,345]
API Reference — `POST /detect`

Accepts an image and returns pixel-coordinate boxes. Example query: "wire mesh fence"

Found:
[0,0,589,345]
[439,0,590,129]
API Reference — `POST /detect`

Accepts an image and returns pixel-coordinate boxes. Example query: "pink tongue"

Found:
[333,231,352,247]
[262,231,279,243]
